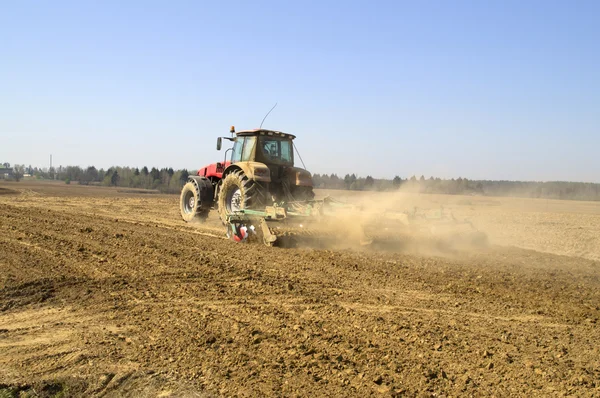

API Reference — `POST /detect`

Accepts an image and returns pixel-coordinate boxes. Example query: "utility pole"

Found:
[50,154,54,180]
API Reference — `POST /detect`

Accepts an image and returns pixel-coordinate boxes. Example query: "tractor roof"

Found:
[236,129,296,140]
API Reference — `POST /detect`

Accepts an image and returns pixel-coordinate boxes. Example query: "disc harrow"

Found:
[223,197,487,250]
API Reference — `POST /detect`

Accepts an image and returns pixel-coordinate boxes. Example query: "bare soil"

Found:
[1,180,599,397]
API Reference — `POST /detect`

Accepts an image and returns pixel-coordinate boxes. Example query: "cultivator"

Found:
[223,197,487,249]
[224,197,341,247]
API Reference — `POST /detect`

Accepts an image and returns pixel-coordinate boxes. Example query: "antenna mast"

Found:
[259,103,278,129]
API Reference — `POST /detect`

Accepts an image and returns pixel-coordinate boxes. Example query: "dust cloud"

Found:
[301,186,490,255]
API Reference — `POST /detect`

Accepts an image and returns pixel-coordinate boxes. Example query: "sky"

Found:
[1,0,599,182]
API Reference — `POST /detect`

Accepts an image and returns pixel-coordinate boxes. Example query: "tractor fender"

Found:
[223,162,271,182]
[187,176,214,209]
[284,166,313,187]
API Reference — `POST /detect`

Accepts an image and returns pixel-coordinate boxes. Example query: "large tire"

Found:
[217,170,263,224]
[180,178,213,222]
[292,186,315,201]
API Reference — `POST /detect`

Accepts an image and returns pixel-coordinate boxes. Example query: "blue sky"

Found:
[1,0,598,182]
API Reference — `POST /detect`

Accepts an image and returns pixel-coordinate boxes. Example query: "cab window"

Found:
[242,136,256,161]
[260,136,293,164]
[280,140,292,163]
[231,138,244,163]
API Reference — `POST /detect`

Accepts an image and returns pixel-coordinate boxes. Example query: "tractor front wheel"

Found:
[180,178,213,222]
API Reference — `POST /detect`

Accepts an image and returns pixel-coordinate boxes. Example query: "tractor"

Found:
[179,126,315,231]
[180,126,487,248]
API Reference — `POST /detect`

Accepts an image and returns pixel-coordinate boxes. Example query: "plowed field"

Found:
[1,181,599,397]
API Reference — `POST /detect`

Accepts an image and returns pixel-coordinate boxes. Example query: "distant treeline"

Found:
[313,173,600,201]
[19,165,190,194]
[4,163,600,201]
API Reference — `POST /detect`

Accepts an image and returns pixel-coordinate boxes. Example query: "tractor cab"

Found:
[219,128,296,167]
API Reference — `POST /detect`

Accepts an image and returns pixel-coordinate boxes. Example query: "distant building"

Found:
[0,167,13,179]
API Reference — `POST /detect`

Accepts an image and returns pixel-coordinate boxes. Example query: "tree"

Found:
[365,175,375,188]
[110,170,120,186]
[393,176,402,189]
[179,169,189,183]
[81,166,98,185]
[343,174,351,188]
[350,180,365,191]
[344,174,357,189]
[13,164,24,182]
[141,166,149,176]
[150,167,160,182]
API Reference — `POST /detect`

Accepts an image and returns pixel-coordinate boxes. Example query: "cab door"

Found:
[231,138,244,163]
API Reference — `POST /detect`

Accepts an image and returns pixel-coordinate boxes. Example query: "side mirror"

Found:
[216,137,222,151]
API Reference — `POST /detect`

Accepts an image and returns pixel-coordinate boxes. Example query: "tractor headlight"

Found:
[254,168,270,176]
[253,168,271,181]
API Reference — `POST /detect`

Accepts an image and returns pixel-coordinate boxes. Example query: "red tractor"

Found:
[179,126,315,224]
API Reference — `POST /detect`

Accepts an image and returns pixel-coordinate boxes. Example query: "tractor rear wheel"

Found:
[217,170,263,224]
[292,186,315,201]
[180,178,213,222]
